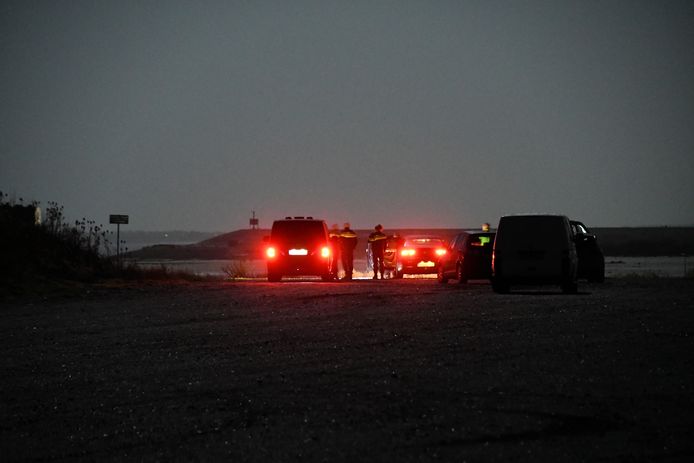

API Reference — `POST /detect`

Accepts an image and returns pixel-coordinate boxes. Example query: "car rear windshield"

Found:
[271,221,326,245]
[468,234,494,247]
[404,237,444,247]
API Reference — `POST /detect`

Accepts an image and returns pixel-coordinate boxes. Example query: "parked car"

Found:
[492,214,578,294]
[437,231,496,284]
[263,217,334,282]
[383,234,404,278]
[571,220,605,283]
[390,235,447,278]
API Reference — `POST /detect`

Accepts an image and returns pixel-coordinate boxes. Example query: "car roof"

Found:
[468,231,495,237]
[404,234,443,240]
[501,213,569,219]
[277,216,324,222]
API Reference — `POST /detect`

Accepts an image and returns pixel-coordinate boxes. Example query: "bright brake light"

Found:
[266,247,277,258]
[321,246,330,258]
[435,248,447,256]
[401,249,415,257]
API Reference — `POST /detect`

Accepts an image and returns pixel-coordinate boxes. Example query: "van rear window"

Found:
[271,221,325,243]
[498,216,567,247]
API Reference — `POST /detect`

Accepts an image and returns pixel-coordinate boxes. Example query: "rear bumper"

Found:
[399,260,439,274]
[267,257,331,276]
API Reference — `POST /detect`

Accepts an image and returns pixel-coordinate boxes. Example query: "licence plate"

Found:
[289,249,308,256]
[417,261,435,268]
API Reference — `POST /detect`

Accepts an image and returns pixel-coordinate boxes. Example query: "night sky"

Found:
[2,1,693,231]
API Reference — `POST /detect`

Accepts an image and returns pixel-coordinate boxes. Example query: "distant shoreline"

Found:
[125,226,694,260]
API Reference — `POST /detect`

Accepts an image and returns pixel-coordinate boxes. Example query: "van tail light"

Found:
[435,248,447,256]
[401,249,415,257]
[321,246,330,258]
[266,247,277,259]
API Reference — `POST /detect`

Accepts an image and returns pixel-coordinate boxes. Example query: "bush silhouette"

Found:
[0,192,114,283]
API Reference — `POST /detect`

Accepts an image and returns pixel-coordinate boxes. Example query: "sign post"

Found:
[109,214,129,264]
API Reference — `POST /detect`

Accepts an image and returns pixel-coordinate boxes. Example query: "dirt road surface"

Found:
[2,279,693,461]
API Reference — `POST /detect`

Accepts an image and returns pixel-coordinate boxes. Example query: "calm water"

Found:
[133,256,692,279]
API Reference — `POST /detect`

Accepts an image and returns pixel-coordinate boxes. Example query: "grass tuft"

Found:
[221,260,259,280]
[119,263,222,282]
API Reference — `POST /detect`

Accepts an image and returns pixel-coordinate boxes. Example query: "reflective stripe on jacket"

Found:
[340,229,358,251]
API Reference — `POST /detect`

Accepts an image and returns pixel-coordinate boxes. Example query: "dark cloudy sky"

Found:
[1,1,693,231]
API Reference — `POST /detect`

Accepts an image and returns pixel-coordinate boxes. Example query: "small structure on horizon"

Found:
[109,214,129,263]
[249,211,259,230]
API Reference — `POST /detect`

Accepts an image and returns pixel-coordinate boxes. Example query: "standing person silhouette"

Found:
[368,224,387,279]
[328,223,341,280]
[339,223,358,281]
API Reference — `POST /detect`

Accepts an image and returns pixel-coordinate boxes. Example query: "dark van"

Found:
[492,214,578,293]
[264,217,333,282]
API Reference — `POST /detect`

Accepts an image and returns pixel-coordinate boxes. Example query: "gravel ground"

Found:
[1,278,693,462]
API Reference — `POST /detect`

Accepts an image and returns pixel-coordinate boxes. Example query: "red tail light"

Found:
[321,246,330,258]
[401,249,415,257]
[266,247,276,258]
[435,248,447,256]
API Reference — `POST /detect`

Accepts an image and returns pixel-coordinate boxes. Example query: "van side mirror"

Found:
[574,233,595,243]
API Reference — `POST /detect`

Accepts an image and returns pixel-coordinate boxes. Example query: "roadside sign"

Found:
[110,214,129,224]
[110,214,129,264]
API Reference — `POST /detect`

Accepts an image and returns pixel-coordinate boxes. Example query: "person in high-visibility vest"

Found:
[339,223,358,281]
[368,224,387,279]
[329,223,341,280]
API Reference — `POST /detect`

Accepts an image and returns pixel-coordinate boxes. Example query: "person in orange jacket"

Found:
[368,224,387,279]
[339,223,358,281]
[328,223,341,280]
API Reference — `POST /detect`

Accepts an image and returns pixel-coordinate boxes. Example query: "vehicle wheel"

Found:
[437,267,449,284]
[589,267,605,283]
[394,269,404,279]
[456,265,468,284]
[561,280,578,294]
[492,278,509,294]
[267,273,281,282]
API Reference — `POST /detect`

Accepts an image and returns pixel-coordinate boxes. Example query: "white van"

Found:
[491,214,578,293]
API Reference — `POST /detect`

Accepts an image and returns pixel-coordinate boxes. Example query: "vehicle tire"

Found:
[437,267,449,284]
[267,273,281,282]
[394,269,404,279]
[456,264,468,284]
[561,280,578,294]
[492,278,509,294]
[589,265,605,283]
